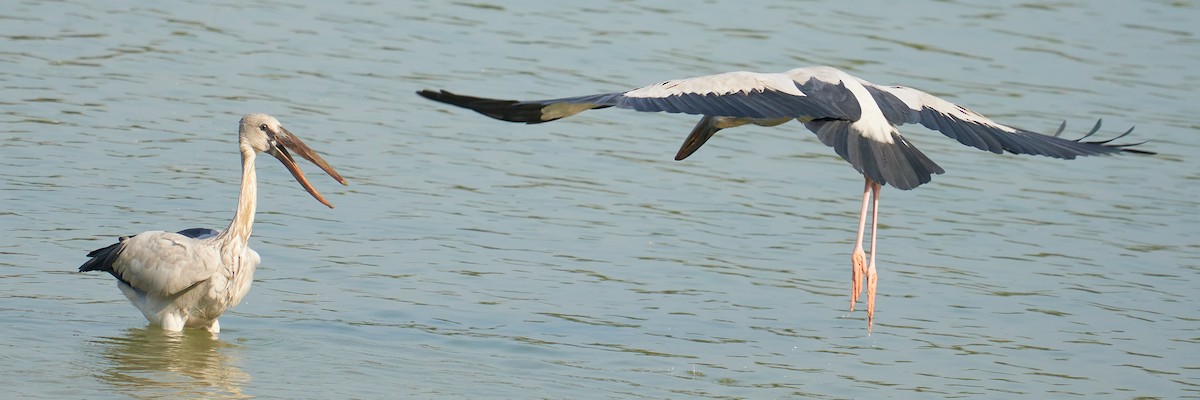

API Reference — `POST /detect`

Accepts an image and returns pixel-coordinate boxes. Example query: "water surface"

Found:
[2,1,1197,398]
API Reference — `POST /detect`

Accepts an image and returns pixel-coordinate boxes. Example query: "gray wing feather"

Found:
[864,84,1150,158]
[615,83,856,119]
[417,71,864,124]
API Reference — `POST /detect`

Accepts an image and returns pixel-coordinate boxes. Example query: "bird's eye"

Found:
[259,124,268,132]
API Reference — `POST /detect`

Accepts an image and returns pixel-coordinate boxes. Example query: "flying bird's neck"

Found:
[216,146,257,250]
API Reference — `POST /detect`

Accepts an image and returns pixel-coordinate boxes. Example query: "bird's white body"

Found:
[80,113,346,333]
[110,231,260,331]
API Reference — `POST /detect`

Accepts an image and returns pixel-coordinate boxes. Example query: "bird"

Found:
[79,113,348,333]
[416,65,1153,329]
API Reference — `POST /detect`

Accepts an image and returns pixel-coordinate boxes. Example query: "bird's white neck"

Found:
[215,145,258,250]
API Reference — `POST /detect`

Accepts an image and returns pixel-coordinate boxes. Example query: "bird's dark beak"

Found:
[675,115,722,161]
[269,127,348,209]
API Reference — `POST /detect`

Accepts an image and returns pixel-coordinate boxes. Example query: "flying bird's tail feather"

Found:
[806,120,944,190]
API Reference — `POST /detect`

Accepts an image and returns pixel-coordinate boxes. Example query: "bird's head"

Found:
[239,113,348,208]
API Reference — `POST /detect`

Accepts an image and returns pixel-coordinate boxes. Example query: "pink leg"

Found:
[850,178,871,312]
[866,181,882,331]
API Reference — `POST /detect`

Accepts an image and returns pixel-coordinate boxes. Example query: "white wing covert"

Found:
[106,231,221,297]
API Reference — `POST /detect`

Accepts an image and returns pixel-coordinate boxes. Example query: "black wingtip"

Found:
[416,89,549,124]
[415,89,451,102]
[79,241,122,273]
[1069,122,1156,155]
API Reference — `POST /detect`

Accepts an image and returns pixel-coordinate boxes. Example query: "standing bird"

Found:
[79,114,347,333]
[417,66,1152,329]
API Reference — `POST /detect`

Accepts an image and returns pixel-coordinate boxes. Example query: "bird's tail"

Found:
[78,237,128,274]
[805,120,944,190]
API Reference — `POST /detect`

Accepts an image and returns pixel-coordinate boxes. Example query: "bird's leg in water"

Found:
[207,319,221,334]
[866,181,882,331]
[850,178,872,311]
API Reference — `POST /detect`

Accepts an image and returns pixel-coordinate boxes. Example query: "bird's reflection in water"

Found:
[90,327,251,399]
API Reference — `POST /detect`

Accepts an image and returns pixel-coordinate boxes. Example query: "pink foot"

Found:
[866,261,878,331]
[850,247,866,311]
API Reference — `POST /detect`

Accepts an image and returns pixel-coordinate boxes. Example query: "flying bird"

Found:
[417,65,1152,329]
[79,114,347,333]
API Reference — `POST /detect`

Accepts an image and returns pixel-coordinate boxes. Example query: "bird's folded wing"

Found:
[107,231,222,297]
[863,83,1148,159]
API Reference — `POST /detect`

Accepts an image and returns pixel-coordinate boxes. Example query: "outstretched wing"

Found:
[417,67,864,124]
[79,229,221,297]
[861,83,1152,159]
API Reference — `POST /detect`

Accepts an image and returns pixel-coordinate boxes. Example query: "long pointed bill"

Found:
[270,128,347,208]
[675,115,721,161]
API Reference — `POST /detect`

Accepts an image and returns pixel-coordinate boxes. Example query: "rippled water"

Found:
[2,1,1197,398]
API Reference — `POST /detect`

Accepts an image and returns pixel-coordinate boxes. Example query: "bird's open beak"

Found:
[269,127,348,209]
